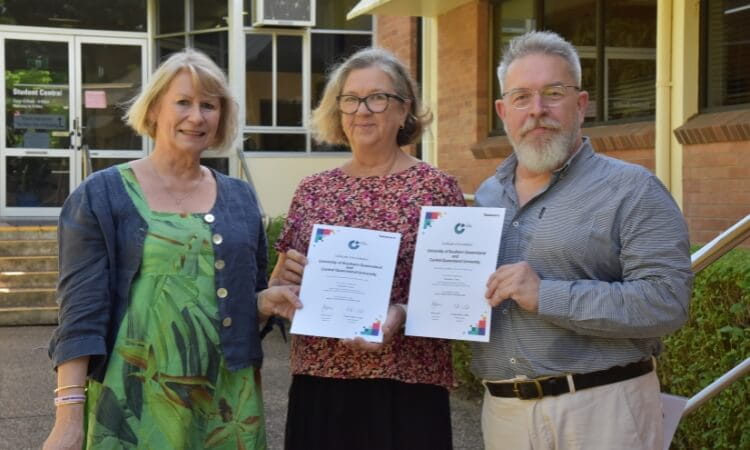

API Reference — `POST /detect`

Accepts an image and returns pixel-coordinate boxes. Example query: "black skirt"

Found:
[284,375,453,450]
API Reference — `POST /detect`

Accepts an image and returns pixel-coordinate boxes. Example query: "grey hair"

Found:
[497,31,581,92]
[311,47,432,147]
[124,48,238,153]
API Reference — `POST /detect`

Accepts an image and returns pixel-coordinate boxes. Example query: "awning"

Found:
[346,0,473,20]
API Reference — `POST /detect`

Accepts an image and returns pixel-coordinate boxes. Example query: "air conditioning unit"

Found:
[254,0,316,27]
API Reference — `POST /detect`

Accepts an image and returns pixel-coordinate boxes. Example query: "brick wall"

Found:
[436,1,498,194]
[376,16,418,74]
[376,16,419,157]
[683,141,750,246]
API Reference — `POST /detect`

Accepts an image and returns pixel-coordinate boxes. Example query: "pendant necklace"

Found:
[148,158,205,207]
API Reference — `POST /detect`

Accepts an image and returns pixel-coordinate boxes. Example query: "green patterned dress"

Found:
[84,165,266,449]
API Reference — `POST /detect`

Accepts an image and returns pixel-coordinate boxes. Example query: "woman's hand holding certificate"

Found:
[289,224,401,343]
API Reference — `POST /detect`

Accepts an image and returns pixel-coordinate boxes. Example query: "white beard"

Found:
[505,117,578,173]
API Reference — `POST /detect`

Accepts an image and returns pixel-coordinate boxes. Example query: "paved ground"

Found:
[0,326,482,449]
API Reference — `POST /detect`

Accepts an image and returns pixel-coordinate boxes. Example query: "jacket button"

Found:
[212,233,223,245]
[222,317,232,328]
[215,259,226,270]
[204,213,215,223]
[217,288,228,298]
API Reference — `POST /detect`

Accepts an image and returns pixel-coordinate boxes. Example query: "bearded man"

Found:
[472,31,693,450]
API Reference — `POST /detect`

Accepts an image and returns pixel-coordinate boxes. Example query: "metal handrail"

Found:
[236,147,270,230]
[680,213,750,419]
[691,214,750,274]
[81,144,93,179]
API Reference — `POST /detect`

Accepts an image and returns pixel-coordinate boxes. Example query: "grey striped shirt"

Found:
[470,138,693,380]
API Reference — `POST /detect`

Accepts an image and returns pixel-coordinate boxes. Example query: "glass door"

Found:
[1,34,75,216]
[74,36,147,176]
[0,34,147,217]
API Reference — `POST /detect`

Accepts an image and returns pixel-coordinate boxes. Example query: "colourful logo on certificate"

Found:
[423,211,443,230]
[467,315,487,336]
[360,319,381,336]
[314,227,335,243]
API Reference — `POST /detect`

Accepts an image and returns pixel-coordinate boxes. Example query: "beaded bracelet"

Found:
[53,384,87,394]
[54,394,87,407]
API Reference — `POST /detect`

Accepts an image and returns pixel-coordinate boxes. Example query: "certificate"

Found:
[290,224,402,343]
[405,206,505,342]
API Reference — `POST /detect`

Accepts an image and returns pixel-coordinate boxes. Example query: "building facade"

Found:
[2,0,748,247]
[361,0,749,246]
[0,0,371,219]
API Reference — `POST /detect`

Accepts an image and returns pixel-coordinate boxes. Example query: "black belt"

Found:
[484,359,654,400]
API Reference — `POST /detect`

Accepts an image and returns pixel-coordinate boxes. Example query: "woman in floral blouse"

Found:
[273,48,465,450]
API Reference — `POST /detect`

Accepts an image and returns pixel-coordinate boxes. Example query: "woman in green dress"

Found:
[45,49,301,450]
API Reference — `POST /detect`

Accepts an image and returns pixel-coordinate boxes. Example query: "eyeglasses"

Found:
[336,92,406,114]
[501,85,581,109]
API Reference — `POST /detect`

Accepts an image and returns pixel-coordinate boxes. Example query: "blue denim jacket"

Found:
[48,165,268,381]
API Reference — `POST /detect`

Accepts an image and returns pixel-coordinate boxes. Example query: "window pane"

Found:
[311,33,371,110]
[605,0,656,48]
[581,58,597,120]
[316,0,372,30]
[704,0,750,108]
[277,36,303,126]
[158,0,184,34]
[156,37,186,64]
[243,133,306,152]
[0,0,146,31]
[544,0,596,46]
[201,157,230,174]
[5,39,70,149]
[194,0,228,30]
[245,34,273,126]
[6,156,69,207]
[490,0,537,131]
[81,43,142,150]
[607,58,655,120]
[193,32,229,72]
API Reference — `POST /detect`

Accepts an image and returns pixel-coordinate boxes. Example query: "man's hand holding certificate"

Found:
[405,206,505,342]
[290,224,401,343]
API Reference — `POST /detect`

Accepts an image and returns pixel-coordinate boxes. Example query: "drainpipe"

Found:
[655,0,673,198]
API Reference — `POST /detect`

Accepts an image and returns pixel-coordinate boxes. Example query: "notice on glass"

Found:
[290,224,402,343]
[405,207,505,342]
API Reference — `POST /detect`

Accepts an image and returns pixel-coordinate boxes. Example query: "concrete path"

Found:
[0,326,482,449]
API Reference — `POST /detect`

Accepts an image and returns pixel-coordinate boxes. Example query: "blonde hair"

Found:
[124,49,238,153]
[311,47,432,147]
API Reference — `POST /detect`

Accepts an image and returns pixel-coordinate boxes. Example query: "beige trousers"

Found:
[481,370,663,450]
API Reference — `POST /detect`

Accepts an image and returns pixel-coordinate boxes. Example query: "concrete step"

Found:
[0,271,57,289]
[0,256,58,272]
[0,288,56,308]
[0,306,58,326]
[0,225,57,241]
[0,240,58,257]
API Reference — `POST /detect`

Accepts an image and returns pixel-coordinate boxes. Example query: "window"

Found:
[702,0,750,109]
[490,0,656,132]
[155,0,228,70]
[244,0,372,153]
[0,0,146,31]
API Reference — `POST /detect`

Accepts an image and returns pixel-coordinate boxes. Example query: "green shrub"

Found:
[265,215,287,277]
[451,249,750,450]
[660,248,750,449]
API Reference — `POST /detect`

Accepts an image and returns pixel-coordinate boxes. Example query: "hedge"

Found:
[265,217,749,448]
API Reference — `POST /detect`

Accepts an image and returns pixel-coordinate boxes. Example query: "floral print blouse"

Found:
[276,162,466,388]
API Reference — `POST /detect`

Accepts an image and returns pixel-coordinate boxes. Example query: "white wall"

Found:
[245,155,350,217]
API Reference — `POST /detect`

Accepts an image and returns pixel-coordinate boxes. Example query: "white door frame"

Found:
[73,35,148,182]
[0,32,76,217]
[0,29,148,218]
